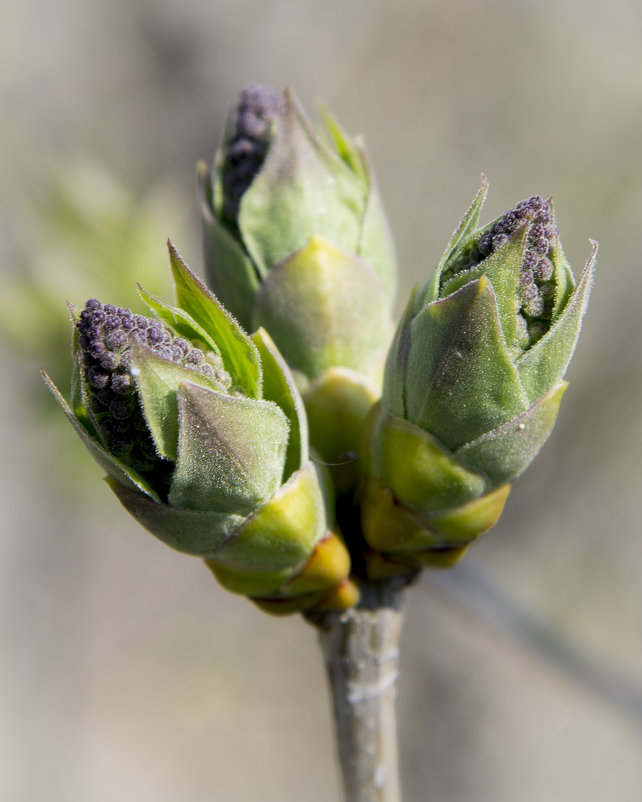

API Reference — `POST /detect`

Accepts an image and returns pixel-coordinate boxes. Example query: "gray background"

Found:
[2,1,641,800]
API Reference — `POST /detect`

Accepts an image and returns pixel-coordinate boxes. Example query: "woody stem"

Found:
[313,579,407,802]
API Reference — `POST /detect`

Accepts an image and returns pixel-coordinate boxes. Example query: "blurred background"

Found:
[2,0,641,800]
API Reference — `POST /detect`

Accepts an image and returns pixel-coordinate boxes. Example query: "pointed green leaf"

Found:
[131,342,225,462]
[251,327,308,478]
[168,382,289,514]
[550,236,576,320]
[108,479,244,557]
[357,145,398,300]
[318,104,367,184]
[167,242,262,398]
[455,382,568,485]
[406,278,528,449]
[253,235,390,380]
[137,285,220,357]
[417,177,489,306]
[198,156,215,209]
[544,200,576,320]
[440,225,527,349]
[317,107,397,299]
[517,242,596,401]
[382,289,416,420]
[198,162,261,331]
[42,371,160,501]
[67,304,85,417]
[238,88,365,276]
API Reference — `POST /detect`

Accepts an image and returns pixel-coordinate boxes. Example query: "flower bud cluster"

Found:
[45,86,597,611]
[76,300,232,486]
[364,179,595,572]
[221,84,283,224]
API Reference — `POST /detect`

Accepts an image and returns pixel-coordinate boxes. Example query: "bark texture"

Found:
[315,580,408,802]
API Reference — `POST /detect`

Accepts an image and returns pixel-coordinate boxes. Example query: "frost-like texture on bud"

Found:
[44,243,358,615]
[361,178,596,570]
[198,86,398,478]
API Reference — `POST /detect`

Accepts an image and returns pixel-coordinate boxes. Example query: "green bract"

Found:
[44,243,358,615]
[362,178,596,569]
[198,85,397,475]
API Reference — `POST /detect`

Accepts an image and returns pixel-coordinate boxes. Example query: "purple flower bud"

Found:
[87,340,106,359]
[106,330,128,350]
[146,326,165,346]
[99,351,120,371]
[534,258,554,281]
[173,337,190,354]
[110,398,134,421]
[478,232,493,255]
[88,366,110,389]
[185,349,205,365]
[111,372,133,395]
[220,84,284,224]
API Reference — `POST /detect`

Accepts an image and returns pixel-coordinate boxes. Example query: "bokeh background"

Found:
[2,1,641,800]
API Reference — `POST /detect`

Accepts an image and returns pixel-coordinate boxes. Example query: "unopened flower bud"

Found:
[361,177,596,569]
[45,242,358,614]
[198,86,398,479]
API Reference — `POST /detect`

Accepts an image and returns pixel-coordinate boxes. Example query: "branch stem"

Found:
[313,579,407,802]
